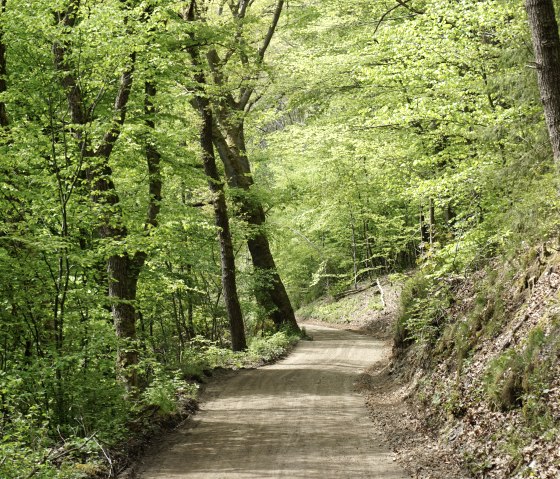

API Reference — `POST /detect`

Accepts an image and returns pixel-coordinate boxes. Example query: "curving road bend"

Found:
[136,325,408,479]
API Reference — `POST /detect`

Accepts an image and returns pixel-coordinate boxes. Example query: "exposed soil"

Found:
[134,324,408,478]
[403,248,560,479]
[129,276,478,479]
[356,357,471,479]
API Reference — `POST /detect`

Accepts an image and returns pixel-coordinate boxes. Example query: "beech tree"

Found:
[52,1,157,390]
[525,0,560,167]
[184,0,247,351]
[199,0,300,332]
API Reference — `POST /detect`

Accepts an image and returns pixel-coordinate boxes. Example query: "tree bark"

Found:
[213,122,300,332]
[185,1,247,351]
[350,211,358,289]
[428,198,435,245]
[525,0,560,165]
[144,81,163,231]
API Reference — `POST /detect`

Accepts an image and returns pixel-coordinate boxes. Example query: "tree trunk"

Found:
[185,1,247,351]
[428,198,435,245]
[107,253,141,387]
[350,212,358,289]
[200,0,297,332]
[0,0,8,128]
[144,80,162,229]
[53,7,165,390]
[525,0,560,165]
[213,123,300,332]
[199,102,247,351]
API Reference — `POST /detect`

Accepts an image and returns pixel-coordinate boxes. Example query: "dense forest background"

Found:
[1,0,559,477]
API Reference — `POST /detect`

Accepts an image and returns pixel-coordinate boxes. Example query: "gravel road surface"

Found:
[136,325,408,479]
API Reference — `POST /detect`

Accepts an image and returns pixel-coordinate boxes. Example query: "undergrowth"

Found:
[297,287,383,324]
[0,330,300,478]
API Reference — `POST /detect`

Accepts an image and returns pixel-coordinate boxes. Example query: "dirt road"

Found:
[136,325,408,478]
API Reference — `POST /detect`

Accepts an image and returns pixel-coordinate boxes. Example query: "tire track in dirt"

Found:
[136,325,408,478]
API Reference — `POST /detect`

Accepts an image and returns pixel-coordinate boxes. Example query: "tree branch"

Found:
[237,0,284,109]
[95,53,136,159]
[258,0,284,61]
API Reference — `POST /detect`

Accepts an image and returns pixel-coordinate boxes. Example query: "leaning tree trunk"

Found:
[213,123,300,333]
[53,19,141,391]
[525,0,560,166]
[185,1,247,351]
[198,103,247,351]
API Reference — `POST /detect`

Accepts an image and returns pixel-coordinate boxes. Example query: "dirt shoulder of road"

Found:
[355,356,470,479]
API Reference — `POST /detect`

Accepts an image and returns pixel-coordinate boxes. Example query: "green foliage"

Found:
[395,272,453,348]
[248,330,299,363]
[142,371,199,415]
[251,0,553,310]
[2,0,560,474]
[484,325,559,427]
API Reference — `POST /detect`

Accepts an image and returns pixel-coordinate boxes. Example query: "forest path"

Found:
[136,325,408,479]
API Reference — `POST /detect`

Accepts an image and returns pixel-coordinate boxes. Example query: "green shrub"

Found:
[395,272,451,349]
[248,331,299,362]
[142,372,198,414]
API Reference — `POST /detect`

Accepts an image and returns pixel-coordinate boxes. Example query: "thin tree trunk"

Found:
[363,219,374,280]
[144,80,162,229]
[350,212,358,289]
[198,104,247,351]
[0,0,8,128]
[428,198,435,245]
[525,0,560,166]
[185,264,196,339]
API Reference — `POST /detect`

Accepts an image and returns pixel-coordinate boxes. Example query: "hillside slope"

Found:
[396,241,560,478]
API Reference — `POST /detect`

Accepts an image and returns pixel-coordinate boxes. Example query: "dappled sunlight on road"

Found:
[137,325,408,479]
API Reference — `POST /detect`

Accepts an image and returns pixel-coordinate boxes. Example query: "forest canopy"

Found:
[1,0,559,477]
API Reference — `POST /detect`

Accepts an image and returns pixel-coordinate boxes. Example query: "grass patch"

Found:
[483,322,560,435]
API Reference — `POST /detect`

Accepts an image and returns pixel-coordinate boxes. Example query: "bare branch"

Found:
[95,53,136,159]
[395,0,424,15]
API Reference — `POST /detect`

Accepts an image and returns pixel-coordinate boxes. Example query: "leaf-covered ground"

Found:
[389,243,560,478]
